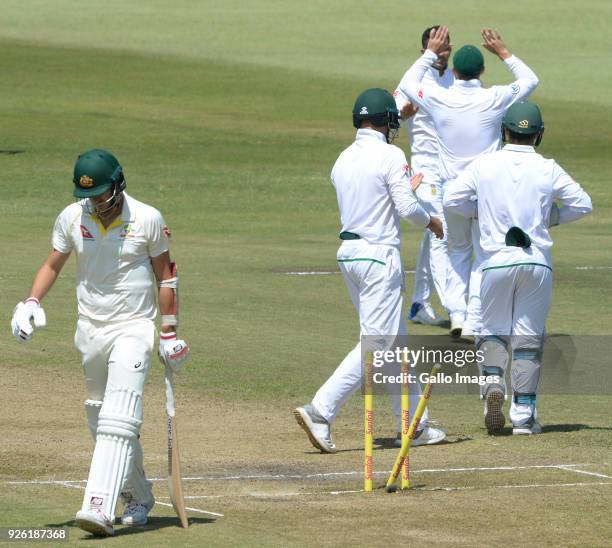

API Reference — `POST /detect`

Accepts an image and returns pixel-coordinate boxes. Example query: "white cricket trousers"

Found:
[312,240,428,430]
[75,318,155,515]
[480,263,552,424]
[410,157,450,310]
[444,208,483,332]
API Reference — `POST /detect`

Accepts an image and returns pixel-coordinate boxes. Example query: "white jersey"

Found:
[331,128,430,247]
[394,65,454,164]
[52,192,170,323]
[442,144,593,269]
[398,49,539,181]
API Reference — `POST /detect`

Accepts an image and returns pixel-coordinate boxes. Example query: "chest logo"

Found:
[119,223,135,238]
[80,225,95,240]
[79,175,94,188]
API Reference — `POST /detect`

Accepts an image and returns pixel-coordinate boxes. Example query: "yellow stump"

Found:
[386,364,441,492]
[400,360,410,490]
[364,352,374,492]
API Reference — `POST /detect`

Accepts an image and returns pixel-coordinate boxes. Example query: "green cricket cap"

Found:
[73,149,124,198]
[502,101,544,135]
[453,45,484,79]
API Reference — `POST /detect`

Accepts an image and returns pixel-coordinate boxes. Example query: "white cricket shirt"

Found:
[443,145,593,269]
[394,65,454,165]
[399,49,539,181]
[52,192,170,323]
[331,128,430,247]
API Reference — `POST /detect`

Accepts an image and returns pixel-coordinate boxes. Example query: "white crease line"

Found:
[156,501,223,518]
[157,481,612,499]
[5,463,590,486]
[576,266,612,270]
[556,465,612,479]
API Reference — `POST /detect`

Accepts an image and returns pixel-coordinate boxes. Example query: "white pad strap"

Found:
[158,276,178,289]
[81,387,143,519]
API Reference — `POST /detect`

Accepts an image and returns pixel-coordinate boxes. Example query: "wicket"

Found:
[364,353,441,492]
[364,353,411,492]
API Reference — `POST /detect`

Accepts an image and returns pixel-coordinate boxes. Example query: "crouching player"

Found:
[443,102,592,434]
[10,149,189,535]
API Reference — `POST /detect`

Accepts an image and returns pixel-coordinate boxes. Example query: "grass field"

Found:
[1,1,611,546]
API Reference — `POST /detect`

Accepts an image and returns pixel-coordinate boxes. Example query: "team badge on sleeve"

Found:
[511,83,520,95]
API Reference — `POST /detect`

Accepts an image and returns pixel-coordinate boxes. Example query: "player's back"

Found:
[471,145,557,263]
[431,81,512,180]
[331,129,404,246]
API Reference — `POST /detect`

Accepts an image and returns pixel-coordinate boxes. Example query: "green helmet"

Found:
[352,88,400,131]
[73,149,125,198]
[502,101,544,135]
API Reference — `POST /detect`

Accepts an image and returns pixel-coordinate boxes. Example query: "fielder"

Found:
[11,149,189,536]
[397,27,539,337]
[394,25,454,326]
[294,88,446,452]
[443,101,592,434]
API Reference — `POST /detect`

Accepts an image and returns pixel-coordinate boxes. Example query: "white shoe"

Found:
[293,404,337,453]
[484,386,506,435]
[395,426,446,447]
[513,420,542,435]
[121,498,155,526]
[449,315,464,339]
[75,509,114,537]
[408,302,445,326]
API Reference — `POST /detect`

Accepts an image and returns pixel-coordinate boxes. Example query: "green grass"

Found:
[0,1,611,546]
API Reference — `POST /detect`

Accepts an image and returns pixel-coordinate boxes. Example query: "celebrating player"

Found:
[397,27,539,338]
[10,149,189,536]
[293,89,446,452]
[443,101,592,434]
[394,25,454,326]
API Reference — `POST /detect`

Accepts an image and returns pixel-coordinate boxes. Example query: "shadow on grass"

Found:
[487,423,612,437]
[46,516,216,538]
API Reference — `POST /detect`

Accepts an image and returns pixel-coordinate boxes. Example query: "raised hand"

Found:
[481,28,511,60]
[426,26,450,56]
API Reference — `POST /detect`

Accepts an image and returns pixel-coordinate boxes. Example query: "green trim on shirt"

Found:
[482,262,552,272]
[337,258,386,266]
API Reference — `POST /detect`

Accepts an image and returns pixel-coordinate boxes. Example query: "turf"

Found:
[0,1,611,546]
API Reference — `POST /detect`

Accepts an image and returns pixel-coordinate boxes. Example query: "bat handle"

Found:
[165,365,176,417]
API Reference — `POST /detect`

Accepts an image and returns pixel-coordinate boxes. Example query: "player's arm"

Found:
[11,249,70,342]
[549,163,593,226]
[443,165,478,218]
[481,28,539,105]
[386,150,443,239]
[397,26,449,109]
[151,247,190,372]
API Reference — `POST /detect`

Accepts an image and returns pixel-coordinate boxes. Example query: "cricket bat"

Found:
[165,365,189,528]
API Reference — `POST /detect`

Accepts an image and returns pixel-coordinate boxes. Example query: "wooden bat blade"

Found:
[167,415,189,528]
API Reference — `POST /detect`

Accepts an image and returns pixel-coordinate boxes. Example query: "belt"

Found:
[339,231,361,240]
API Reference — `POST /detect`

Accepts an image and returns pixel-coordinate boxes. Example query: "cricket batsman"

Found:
[397,26,539,338]
[294,88,446,452]
[10,149,189,535]
[394,25,454,326]
[443,101,592,434]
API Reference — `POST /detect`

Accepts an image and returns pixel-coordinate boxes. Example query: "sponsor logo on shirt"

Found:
[511,83,520,95]
[431,185,437,196]
[80,225,95,240]
[418,88,424,99]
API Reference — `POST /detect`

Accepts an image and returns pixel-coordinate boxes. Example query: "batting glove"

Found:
[159,332,190,373]
[11,298,47,343]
